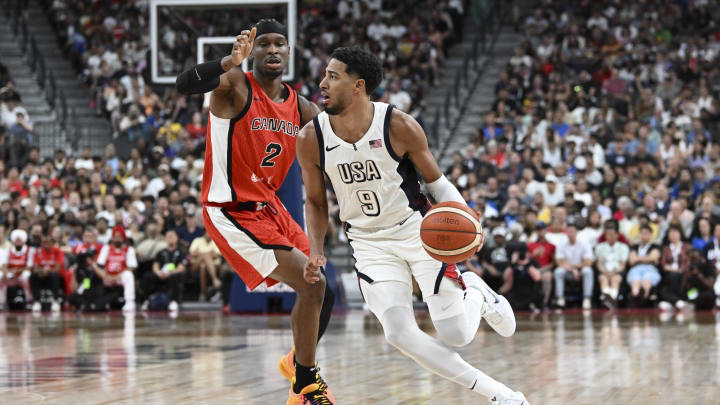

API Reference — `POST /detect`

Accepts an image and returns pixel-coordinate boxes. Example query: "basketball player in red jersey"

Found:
[176,19,334,404]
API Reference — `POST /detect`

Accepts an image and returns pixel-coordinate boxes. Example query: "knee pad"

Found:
[380,306,422,352]
[434,315,475,347]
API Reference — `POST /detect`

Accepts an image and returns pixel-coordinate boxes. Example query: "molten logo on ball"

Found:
[420,202,484,264]
[428,217,460,225]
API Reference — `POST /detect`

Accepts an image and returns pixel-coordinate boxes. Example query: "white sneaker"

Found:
[715,297,720,308]
[168,301,179,312]
[51,301,60,313]
[32,302,41,312]
[658,301,674,312]
[140,301,149,311]
[582,298,591,309]
[490,391,530,404]
[556,297,566,308]
[122,302,136,313]
[675,300,688,310]
[465,272,516,337]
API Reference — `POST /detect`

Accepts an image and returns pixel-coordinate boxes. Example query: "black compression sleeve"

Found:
[175,59,225,94]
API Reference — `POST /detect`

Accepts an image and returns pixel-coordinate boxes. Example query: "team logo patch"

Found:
[369,139,383,149]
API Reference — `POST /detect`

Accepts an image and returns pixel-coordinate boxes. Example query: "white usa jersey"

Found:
[314,102,430,230]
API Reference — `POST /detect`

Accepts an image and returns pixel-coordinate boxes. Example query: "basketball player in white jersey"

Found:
[297,47,530,404]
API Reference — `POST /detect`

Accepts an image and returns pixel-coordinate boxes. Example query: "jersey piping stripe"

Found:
[433,263,448,294]
[220,208,293,251]
[225,75,253,202]
[296,91,303,124]
[354,266,374,284]
[383,104,401,162]
[313,116,325,171]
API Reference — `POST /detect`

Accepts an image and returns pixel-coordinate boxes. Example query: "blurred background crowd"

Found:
[0,0,467,312]
[450,0,720,311]
[0,0,719,313]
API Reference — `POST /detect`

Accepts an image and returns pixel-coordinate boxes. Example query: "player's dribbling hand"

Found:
[304,255,326,284]
[232,27,257,66]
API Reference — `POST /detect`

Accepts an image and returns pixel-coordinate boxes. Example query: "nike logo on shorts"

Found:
[441,303,453,311]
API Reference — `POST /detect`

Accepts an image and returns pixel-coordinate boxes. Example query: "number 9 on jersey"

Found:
[356,190,380,216]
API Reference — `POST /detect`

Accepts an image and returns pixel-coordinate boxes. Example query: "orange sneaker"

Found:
[278,347,295,381]
[286,378,335,405]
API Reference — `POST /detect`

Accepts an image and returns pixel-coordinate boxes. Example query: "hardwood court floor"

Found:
[0,309,718,404]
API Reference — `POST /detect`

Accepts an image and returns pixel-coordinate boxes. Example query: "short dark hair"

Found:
[640,224,652,233]
[329,47,383,95]
[604,219,618,231]
[668,225,683,235]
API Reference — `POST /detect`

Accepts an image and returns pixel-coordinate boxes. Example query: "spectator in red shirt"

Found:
[30,234,64,312]
[185,112,206,140]
[0,229,33,309]
[527,221,556,307]
[96,226,137,312]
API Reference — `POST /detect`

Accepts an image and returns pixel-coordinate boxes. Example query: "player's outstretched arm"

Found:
[175,27,256,95]
[297,122,329,283]
[389,109,465,204]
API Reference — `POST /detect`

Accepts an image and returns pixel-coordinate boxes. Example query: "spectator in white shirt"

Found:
[387,80,412,112]
[586,9,608,31]
[626,225,661,307]
[554,223,594,309]
[366,13,388,42]
[577,211,603,246]
[595,220,629,307]
[540,175,565,206]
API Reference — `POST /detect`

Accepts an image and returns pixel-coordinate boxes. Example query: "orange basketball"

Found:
[420,201,484,264]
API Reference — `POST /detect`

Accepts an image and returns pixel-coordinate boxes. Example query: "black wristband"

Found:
[176,59,225,94]
[195,58,225,80]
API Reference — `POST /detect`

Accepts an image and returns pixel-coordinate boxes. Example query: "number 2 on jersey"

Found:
[357,190,380,216]
[261,143,282,167]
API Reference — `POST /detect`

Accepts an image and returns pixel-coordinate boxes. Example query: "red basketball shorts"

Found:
[203,195,309,290]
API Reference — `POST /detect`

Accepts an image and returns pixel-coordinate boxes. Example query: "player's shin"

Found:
[317,273,335,343]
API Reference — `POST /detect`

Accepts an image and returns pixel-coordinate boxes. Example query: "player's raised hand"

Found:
[303,254,326,284]
[232,27,257,66]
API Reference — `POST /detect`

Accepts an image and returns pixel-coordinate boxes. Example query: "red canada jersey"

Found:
[97,244,138,275]
[33,246,64,271]
[72,242,103,258]
[6,245,33,269]
[202,72,301,204]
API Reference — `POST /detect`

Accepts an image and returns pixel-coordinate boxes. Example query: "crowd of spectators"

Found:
[4,0,720,315]
[41,0,464,152]
[455,0,720,311]
[0,62,35,170]
[0,140,235,312]
[0,0,466,312]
